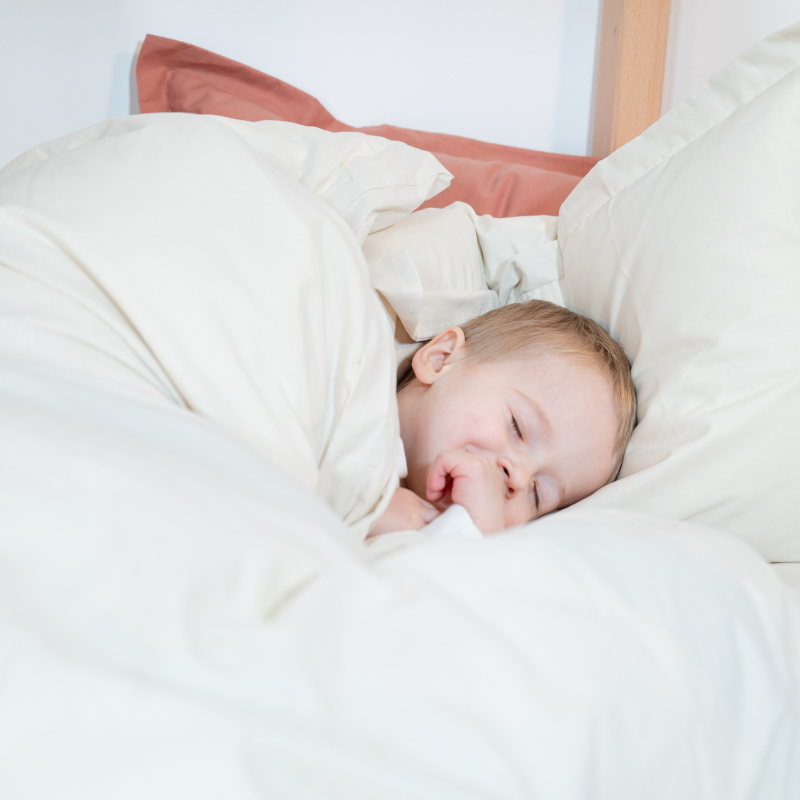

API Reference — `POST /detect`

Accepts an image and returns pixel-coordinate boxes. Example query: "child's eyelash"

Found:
[510,413,538,511]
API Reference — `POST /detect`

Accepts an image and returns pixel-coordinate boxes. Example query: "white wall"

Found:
[0,0,600,169]
[1,0,798,171]
[663,0,800,113]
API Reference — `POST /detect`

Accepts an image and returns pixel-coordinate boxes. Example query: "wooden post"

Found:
[592,0,672,158]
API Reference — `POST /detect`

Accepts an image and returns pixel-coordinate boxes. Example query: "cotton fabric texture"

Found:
[1,362,798,797]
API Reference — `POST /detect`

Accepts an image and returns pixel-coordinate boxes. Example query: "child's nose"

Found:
[500,455,535,493]
[498,457,521,489]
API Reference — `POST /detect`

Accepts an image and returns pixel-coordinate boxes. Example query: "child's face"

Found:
[398,329,619,527]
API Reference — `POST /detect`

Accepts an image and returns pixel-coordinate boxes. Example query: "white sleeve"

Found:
[422,504,484,541]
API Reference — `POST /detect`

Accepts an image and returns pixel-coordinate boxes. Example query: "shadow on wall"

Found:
[553,0,602,156]
[107,44,142,119]
[661,0,683,113]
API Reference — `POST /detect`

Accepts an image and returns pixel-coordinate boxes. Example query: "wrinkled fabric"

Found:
[0,113,451,534]
[0,362,798,798]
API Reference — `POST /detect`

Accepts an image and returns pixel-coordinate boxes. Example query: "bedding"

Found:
[135,34,599,218]
[1,362,799,797]
[361,21,800,567]
[363,202,561,342]
[3,23,800,797]
[0,113,450,536]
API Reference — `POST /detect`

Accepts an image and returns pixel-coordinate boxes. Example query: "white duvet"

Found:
[0,113,449,536]
[1,363,799,798]
[2,115,800,797]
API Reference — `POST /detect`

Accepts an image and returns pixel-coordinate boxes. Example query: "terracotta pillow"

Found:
[136,35,599,217]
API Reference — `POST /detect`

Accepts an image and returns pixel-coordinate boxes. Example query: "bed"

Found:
[1,6,800,798]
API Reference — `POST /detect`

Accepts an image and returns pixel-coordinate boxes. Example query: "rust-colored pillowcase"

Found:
[136,34,599,217]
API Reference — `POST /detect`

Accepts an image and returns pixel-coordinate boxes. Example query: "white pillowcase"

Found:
[558,23,800,563]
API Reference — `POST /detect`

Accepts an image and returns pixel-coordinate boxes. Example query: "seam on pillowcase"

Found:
[337,173,448,217]
[560,59,800,234]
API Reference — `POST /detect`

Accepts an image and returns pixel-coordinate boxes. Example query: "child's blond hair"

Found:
[458,300,636,481]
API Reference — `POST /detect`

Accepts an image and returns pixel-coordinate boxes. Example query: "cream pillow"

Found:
[558,23,800,562]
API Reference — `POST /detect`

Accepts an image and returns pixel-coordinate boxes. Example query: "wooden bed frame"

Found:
[592,0,672,157]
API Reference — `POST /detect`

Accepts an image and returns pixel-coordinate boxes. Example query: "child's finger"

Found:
[426,459,448,502]
[426,449,462,501]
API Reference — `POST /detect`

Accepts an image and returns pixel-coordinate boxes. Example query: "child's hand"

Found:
[367,487,441,538]
[426,447,506,534]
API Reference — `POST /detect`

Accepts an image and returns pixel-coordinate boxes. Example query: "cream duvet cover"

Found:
[1,113,800,797]
[0,113,448,536]
[1,362,799,798]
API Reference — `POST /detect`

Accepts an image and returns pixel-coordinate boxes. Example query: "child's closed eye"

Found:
[511,414,523,440]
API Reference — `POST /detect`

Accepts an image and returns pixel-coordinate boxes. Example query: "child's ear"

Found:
[411,327,466,386]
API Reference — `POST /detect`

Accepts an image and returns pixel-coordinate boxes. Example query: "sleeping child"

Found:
[1,114,634,544]
[369,300,636,537]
